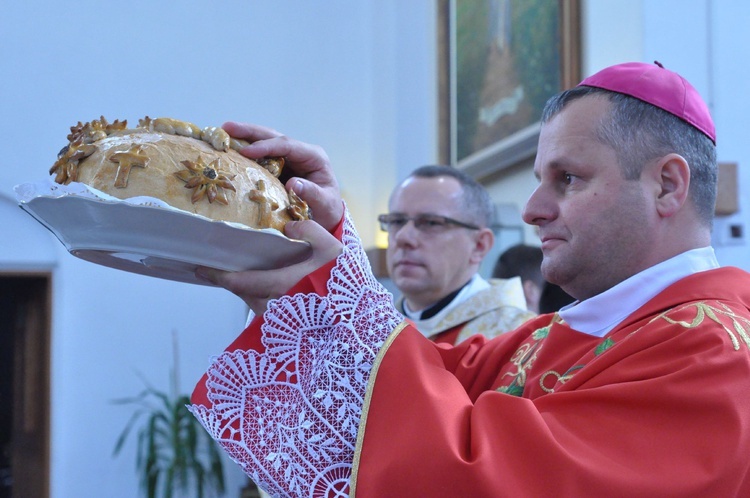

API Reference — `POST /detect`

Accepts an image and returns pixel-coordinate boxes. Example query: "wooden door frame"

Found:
[2,271,52,498]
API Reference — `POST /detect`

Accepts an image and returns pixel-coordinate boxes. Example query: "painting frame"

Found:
[438,0,581,180]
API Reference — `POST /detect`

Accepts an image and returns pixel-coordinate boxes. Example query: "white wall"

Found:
[704,0,750,266]
[0,1,435,496]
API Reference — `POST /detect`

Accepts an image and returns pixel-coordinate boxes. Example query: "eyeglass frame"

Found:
[377,213,482,234]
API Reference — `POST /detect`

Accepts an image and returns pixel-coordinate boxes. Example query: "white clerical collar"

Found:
[558,246,719,337]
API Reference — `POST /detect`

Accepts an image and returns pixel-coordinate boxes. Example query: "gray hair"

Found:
[399,165,495,227]
[542,86,718,226]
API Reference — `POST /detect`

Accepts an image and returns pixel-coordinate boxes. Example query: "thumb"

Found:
[194,220,342,314]
[287,178,344,231]
[283,220,343,265]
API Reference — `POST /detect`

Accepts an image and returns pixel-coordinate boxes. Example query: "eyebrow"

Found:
[534,160,569,181]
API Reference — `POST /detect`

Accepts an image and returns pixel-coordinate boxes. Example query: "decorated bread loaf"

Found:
[49,116,309,231]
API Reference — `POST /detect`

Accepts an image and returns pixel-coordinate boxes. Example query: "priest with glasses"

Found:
[377,165,534,345]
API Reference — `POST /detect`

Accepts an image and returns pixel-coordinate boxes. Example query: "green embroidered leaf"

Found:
[532,325,551,340]
[595,337,615,356]
[496,384,524,397]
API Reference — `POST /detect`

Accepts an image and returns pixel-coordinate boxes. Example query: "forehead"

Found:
[534,96,614,174]
[389,175,464,212]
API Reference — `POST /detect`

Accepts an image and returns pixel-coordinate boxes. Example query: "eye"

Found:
[423,218,444,227]
[390,216,408,229]
[416,216,447,229]
[379,214,410,232]
[560,171,585,188]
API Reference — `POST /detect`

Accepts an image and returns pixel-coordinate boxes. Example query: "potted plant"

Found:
[113,332,225,498]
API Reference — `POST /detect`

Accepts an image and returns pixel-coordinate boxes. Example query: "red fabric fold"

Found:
[354,267,750,497]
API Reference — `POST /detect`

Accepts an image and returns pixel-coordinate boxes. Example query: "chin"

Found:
[541,261,565,287]
[392,276,423,294]
[393,277,418,292]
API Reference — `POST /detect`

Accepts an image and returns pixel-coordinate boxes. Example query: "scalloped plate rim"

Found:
[18,194,312,286]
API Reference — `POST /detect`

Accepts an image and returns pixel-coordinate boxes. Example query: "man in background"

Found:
[493,243,574,313]
[492,243,545,313]
[380,165,534,345]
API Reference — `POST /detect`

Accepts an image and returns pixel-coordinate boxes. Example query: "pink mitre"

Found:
[578,61,716,144]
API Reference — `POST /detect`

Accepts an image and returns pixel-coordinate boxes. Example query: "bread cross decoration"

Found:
[248,179,280,227]
[109,145,149,188]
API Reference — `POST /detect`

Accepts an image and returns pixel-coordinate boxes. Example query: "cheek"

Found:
[440,242,473,269]
[385,245,398,269]
[558,196,595,235]
[576,189,647,245]
[556,194,614,253]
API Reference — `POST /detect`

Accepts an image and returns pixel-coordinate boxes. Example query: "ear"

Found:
[653,153,690,218]
[469,228,495,264]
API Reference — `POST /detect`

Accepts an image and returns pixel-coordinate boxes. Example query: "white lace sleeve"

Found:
[190,208,403,497]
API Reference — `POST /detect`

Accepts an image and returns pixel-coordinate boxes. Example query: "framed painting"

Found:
[438,0,581,179]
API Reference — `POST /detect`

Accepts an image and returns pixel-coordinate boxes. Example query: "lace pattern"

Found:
[190,208,402,497]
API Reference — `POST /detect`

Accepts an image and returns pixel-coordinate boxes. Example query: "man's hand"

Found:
[222,122,344,231]
[195,219,343,315]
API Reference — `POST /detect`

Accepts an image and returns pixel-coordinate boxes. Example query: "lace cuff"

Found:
[190,207,403,497]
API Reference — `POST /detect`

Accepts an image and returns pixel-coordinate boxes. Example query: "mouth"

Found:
[395,260,421,268]
[393,258,425,272]
[540,235,565,251]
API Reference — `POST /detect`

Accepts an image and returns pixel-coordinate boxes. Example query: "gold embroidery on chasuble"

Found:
[496,319,555,397]
[538,337,614,393]
[539,365,582,394]
[536,301,750,395]
[654,301,750,351]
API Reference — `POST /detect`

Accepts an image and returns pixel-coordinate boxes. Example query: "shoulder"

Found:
[653,299,750,353]
[471,277,528,309]
[455,305,536,343]
[636,266,750,353]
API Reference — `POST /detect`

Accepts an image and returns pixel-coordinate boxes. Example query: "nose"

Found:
[521,185,555,226]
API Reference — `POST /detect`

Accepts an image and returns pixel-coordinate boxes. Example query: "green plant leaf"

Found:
[112,359,226,498]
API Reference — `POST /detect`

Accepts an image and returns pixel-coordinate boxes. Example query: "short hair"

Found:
[399,165,495,227]
[492,244,545,288]
[542,86,718,227]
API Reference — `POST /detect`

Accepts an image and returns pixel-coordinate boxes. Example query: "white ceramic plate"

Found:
[18,194,312,286]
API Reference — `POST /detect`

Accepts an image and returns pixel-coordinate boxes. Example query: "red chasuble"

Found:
[192,212,750,497]
[354,269,750,497]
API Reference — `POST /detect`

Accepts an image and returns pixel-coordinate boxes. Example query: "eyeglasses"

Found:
[377,213,481,234]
